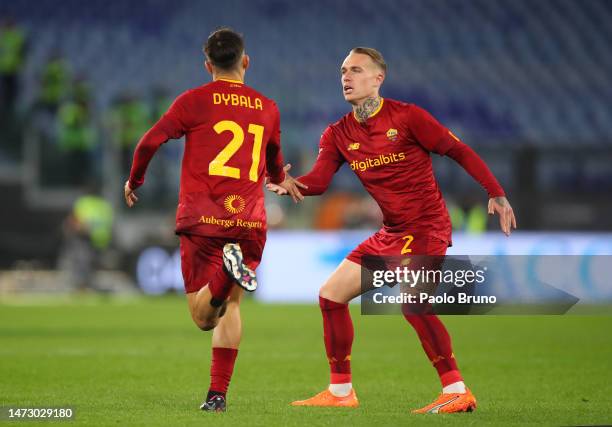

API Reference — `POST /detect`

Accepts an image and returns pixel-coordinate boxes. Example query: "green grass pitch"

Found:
[1,295,611,426]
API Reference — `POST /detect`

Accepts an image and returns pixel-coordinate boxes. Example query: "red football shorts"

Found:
[179,234,266,294]
[348,231,449,314]
[347,230,449,263]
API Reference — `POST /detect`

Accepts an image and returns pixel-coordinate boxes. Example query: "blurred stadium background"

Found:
[1,0,611,299]
[2,2,612,425]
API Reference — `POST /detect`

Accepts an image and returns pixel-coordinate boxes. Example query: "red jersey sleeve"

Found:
[406,104,505,198]
[128,91,193,189]
[297,127,344,196]
[156,91,195,138]
[406,105,456,155]
[265,102,286,184]
[445,141,506,198]
[128,124,168,189]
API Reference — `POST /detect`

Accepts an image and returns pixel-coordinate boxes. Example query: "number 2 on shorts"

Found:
[401,234,414,254]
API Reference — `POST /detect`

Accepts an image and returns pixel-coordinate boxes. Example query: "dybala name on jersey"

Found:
[212,92,264,110]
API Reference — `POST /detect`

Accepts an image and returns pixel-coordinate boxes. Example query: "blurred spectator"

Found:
[448,200,465,232]
[56,83,97,185]
[448,199,487,234]
[151,85,172,120]
[108,93,150,173]
[0,18,26,116]
[0,18,27,160]
[464,204,487,234]
[36,53,71,114]
[72,75,92,106]
[59,186,114,290]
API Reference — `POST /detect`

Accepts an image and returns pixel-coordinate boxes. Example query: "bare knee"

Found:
[319,281,345,303]
[318,260,362,304]
[193,316,217,331]
[319,283,334,301]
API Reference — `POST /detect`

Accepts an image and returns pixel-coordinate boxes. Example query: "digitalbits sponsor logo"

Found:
[224,195,246,214]
[349,152,406,173]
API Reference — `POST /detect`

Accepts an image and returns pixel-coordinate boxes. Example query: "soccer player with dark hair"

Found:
[268,47,517,413]
[124,27,302,412]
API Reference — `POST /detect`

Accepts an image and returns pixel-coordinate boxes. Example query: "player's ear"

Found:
[242,54,250,71]
[204,60,213,76]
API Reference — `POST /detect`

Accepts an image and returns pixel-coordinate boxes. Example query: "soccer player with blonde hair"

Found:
[269,47,516,414]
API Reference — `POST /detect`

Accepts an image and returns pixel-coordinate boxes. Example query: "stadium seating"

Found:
[1,0,611,145]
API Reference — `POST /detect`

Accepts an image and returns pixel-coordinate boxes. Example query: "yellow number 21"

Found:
[209,120,264,182]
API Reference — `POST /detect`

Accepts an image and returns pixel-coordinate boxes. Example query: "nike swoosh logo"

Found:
[427,395,460,414]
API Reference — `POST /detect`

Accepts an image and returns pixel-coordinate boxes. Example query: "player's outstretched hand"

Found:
[488,196,517,236]
[124,180,139,208]
[265,164,308,203]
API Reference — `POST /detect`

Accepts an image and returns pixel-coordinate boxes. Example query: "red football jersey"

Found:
[129,78,285,240]
[301,98,469,244]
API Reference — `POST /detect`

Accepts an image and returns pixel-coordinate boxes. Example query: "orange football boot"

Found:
[412,388,477,414]
[291,389,359,407]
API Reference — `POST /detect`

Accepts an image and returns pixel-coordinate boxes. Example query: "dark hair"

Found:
[350,47,387,74]
[204,27,245,70]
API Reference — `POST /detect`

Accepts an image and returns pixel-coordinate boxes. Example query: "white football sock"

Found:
[443,381,466,394]
[328,383,352,397]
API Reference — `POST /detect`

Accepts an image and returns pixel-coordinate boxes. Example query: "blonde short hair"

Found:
[350,47,387,74]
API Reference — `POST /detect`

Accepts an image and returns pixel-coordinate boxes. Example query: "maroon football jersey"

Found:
[312,98,458,243]
[130,78,285,240]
